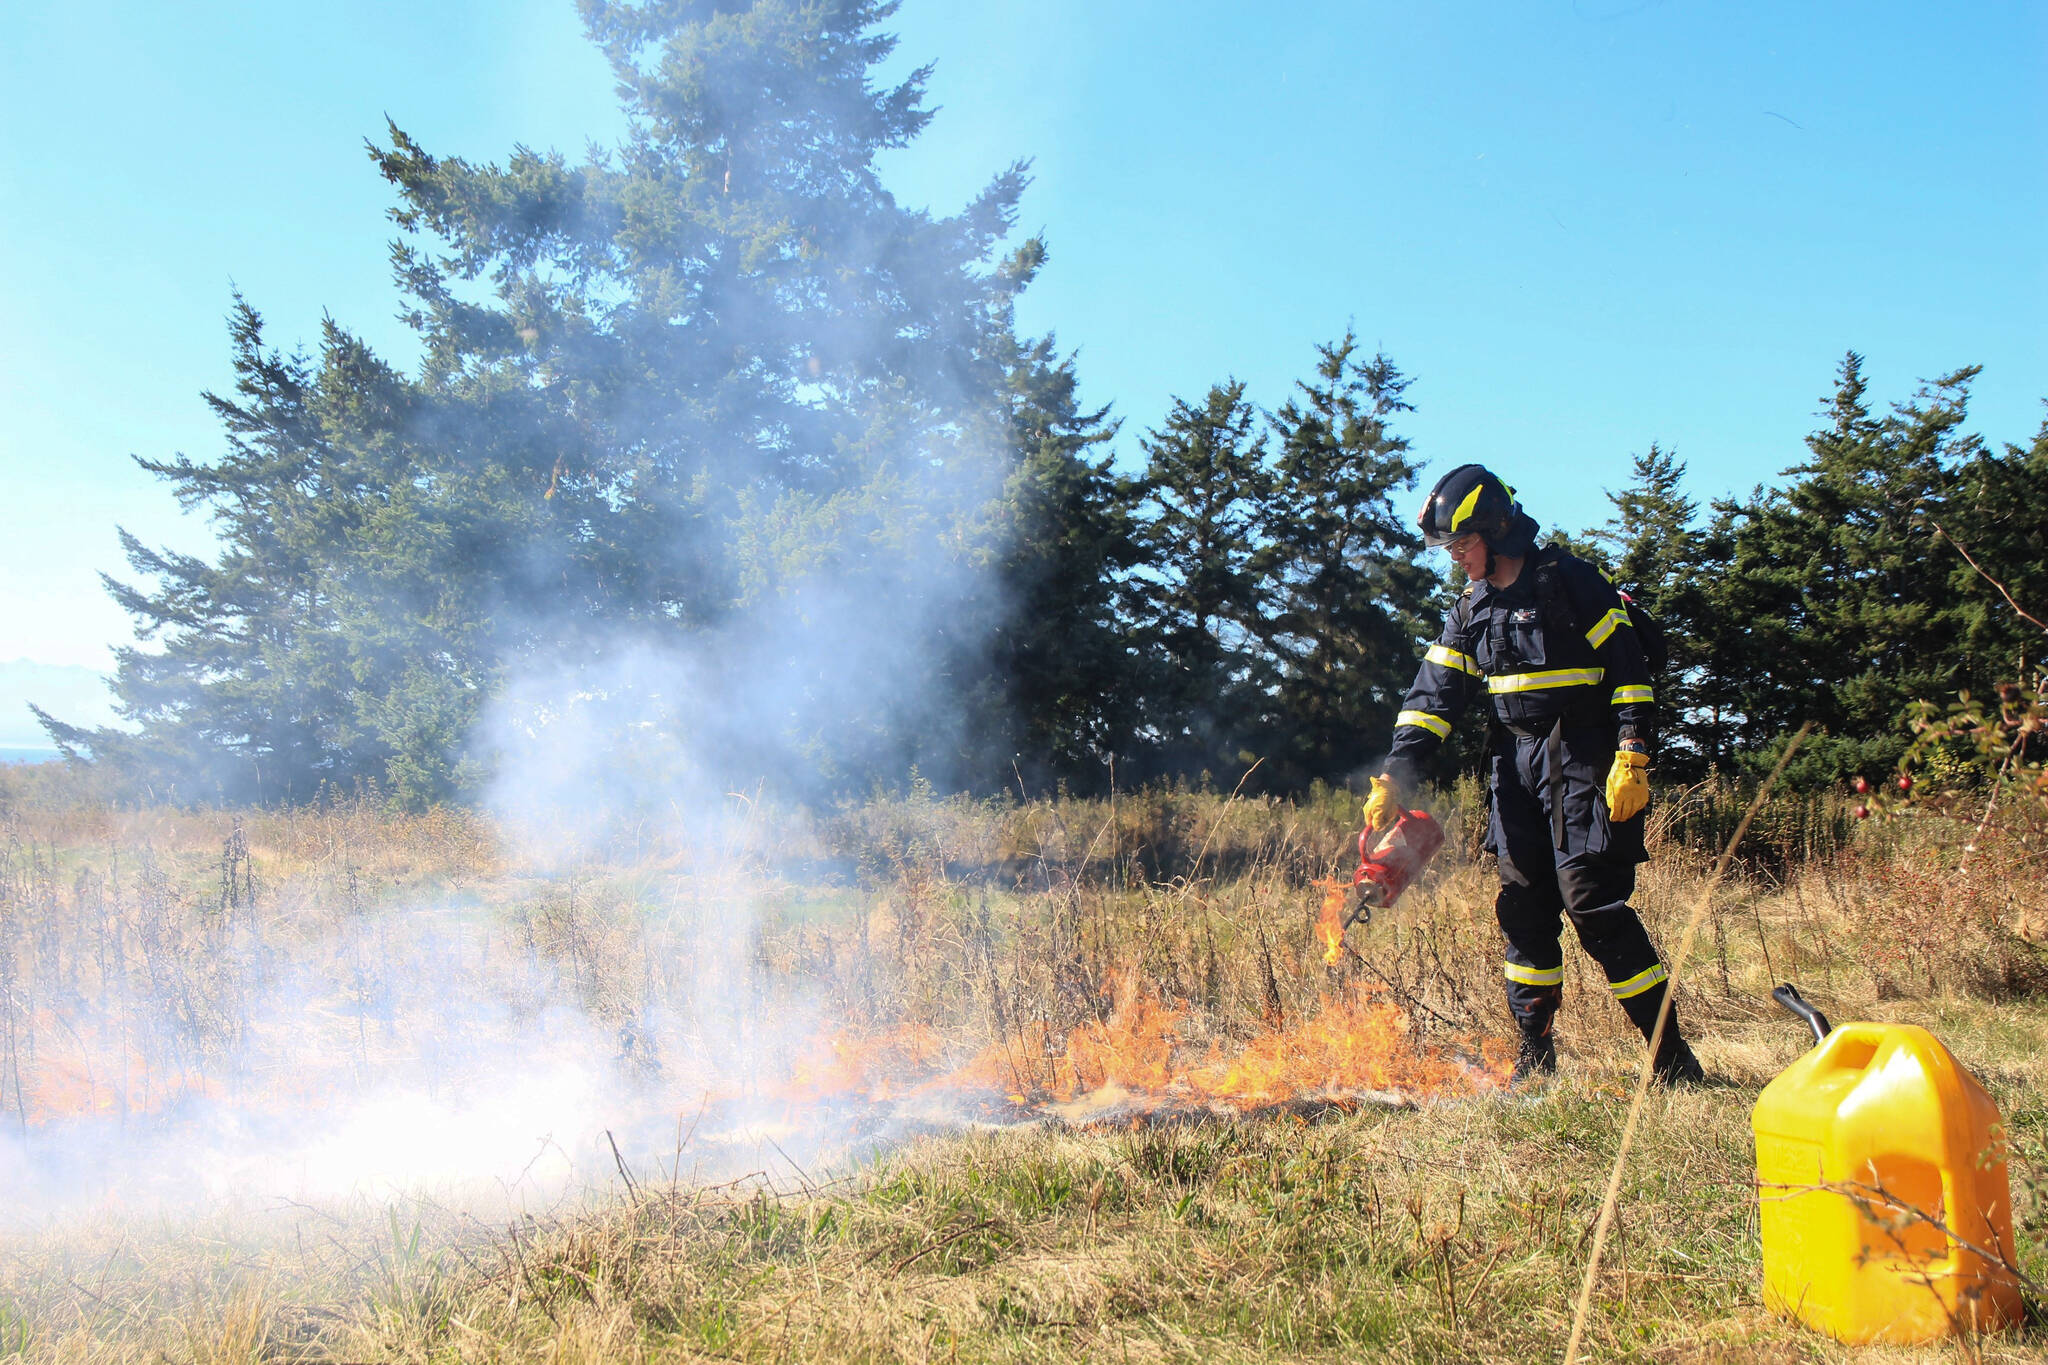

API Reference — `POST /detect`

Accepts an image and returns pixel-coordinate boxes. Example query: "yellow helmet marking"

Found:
[1450,481,1485,531]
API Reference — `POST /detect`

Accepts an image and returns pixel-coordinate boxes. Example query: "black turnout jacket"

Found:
[1384,545,1654,783]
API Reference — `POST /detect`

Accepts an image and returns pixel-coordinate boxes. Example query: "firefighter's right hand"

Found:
[1363,775,1401,832]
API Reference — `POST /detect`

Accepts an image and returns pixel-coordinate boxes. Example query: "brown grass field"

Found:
[0,762,2041,1363]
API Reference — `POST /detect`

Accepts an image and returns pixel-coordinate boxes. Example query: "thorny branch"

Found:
[1346,946,1467,1033]
[1759,1177,2043,1296]
[1928,517,2048,635]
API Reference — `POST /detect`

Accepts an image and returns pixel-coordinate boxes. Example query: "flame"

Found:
[12,964,1502,1142]
[1314,877,1351,965]
[914,974,1186,1108]
[1186,989,1478,1108]
[14,1012,226,1122]
[818,973,1505,1121]
[780,1021,945,1103]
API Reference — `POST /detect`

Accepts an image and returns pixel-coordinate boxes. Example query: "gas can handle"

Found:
[1771,982,1832,1047]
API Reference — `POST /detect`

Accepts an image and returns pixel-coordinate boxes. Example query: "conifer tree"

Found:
[371,0,1030,620]
[972,332,1141,790]
[39,303,347,801]
[37,301,498,805]
[1254,336,1432,787]
[1130,380,1273,780]
[1703,354,1980,780]
[1580,444,1722,777]
[53,0,1081,804]
[1942,414,2048,680]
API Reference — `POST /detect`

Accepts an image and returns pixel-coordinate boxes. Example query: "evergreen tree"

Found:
[1703,354,1980,781]
[1253,336,1432,787]
[378,0,1066,796]
[54,0,1075,805]
[1129,380,1273,781]
[39,303,352,801]
[1579,444,1722,777]
[1942,412,2048,680]
[1680,498,1754,775]
[1584,445,1697,599]
[372,0,1029,614]
[973,332,1141,791]
[37,302,500,805]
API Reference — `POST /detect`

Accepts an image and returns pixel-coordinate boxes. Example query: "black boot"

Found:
[1618,979,1706,1087]
[1652,1033,1706,1086]
[1511,1030,1557,1086]
[1507,980,1562,1087]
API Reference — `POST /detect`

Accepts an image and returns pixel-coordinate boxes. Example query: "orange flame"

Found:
[1314,877,1351,965]
[12,974,1504,1133]
[867,973,1504,1117]
[14,1012,225,1122]
[1187,989,1478,1108]
[780,1021,945,1103]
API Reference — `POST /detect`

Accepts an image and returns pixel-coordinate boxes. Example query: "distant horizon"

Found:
[0,658,120,749]
[2,657,105,671]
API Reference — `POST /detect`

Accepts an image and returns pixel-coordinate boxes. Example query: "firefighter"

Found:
[1369,464,1705,1086]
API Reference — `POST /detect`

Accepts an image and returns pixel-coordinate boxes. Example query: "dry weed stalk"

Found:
[0,767,2038,1360]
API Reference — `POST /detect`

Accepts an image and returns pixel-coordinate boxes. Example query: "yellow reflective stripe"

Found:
[1396,709,1451,739]
[1609,964,1669,999]
[1504,962,1565,987]
[1486,667,1604,694]
[1424,644,1481,677]
[1584,607,1629,648]
[1612,684,1655,706]
[1450,481,1485,531]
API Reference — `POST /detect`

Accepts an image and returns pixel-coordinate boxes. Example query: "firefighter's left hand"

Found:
[1605,749,1651,822]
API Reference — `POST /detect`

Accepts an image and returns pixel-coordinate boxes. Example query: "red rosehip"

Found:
[1854,805,1870,820]
[1852,776,1870,794]
[1897,775,1913,792]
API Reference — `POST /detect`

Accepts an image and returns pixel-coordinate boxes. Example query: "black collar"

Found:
[1472,569,1534,608]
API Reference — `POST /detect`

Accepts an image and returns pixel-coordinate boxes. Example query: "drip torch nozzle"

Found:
[1771,982,1832,1048]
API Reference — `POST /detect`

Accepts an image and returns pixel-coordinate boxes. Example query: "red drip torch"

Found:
[1351,807,1445,924]
[1318,806,1449,965]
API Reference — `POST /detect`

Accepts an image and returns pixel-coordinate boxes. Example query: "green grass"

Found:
[282,1007,2043,1363]
[0,774,2042,1361]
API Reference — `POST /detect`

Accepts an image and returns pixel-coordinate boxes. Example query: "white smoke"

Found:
[0,442,1014,1230]
[5,0,1036,1236]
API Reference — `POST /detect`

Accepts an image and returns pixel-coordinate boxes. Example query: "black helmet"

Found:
[1417,464,1538,556]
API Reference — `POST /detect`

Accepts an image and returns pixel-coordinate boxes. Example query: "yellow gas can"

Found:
[1752,1019,2022,1343]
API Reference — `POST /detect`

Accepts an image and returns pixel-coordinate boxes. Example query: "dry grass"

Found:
[0,763,2042,1362]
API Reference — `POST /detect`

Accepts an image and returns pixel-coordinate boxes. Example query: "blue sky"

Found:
[3,1,2042,670]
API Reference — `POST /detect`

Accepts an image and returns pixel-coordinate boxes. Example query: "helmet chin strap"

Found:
[1484,545,1498,581]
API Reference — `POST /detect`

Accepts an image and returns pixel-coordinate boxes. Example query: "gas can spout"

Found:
[1771,982,1831,1047]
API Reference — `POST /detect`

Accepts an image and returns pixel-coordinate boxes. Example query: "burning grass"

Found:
[779,974,1505,1134]
[13,1043,2042,1363]
[0,770,2044,1360]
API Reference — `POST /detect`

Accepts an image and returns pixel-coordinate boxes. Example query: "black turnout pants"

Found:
[1487,723,1668,1040]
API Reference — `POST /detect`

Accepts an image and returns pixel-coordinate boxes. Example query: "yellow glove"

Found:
[1605,749,1651,823]
[1363,775,1401,832]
